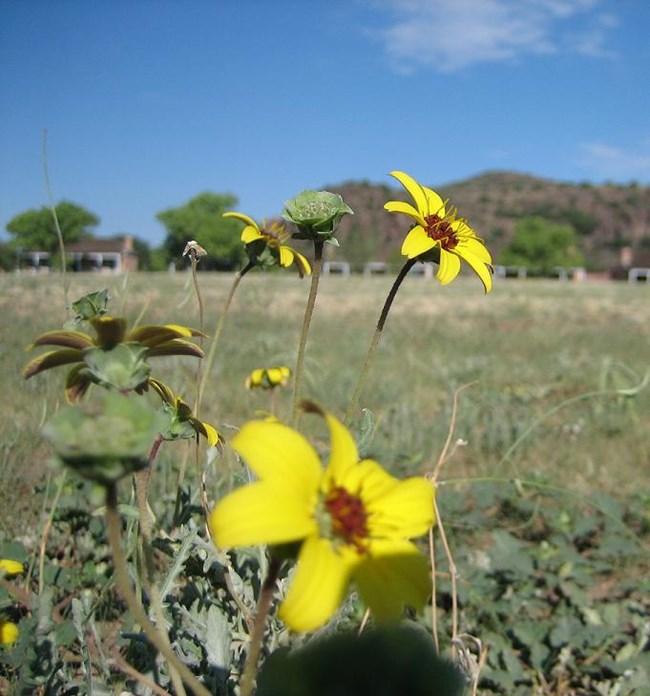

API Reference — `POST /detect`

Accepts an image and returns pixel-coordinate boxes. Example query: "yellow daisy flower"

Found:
[209,403,435,633]
[23,316,205,402]
[245,366,292,390]
[385,171,493,293]
[224,212,312,277]
[0,619,19,645]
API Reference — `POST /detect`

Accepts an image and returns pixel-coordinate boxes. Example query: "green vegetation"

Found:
[157,192,247,270]
[1,272,648,694]
[501,216,585,272]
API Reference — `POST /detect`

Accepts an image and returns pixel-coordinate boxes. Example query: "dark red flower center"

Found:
[424,214,458,251]
[324,486,369,551]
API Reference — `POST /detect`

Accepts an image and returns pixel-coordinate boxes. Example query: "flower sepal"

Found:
[79,343,151,393]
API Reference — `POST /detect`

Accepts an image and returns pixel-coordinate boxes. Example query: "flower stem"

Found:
[292,241,324,425]
[240,555,282,696]
[345,258,416,423]
[196,262,254,416]
[104,483,212,696]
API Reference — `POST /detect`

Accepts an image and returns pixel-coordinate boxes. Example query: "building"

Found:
[18,236,139,274]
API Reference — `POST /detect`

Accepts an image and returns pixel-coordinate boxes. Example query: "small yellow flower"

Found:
[0,619,19,645]
[385,171,493,293]
[209,403,435,632]
[224,212,312,277]
[0,559,24,577]
[147,378,222,447]
[245,366,292,390]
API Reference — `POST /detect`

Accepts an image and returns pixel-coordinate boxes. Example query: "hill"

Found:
[319,171,650,270]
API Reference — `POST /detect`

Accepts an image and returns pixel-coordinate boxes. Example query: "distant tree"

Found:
[156,192,245,270]
[500,216,584,273]
[0,242,14,271]
[6,201,99,254]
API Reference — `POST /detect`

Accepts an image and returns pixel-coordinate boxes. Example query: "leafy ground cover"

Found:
[1,272,648,694]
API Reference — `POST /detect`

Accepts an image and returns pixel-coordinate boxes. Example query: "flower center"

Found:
[324,486,369,552]
[424,214,458,250]
[263,222,291,245]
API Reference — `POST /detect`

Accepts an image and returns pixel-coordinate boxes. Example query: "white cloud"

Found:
[376,0,615,72]
[577,141,650,182]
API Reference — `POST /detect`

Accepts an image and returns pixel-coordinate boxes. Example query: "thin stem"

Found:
[197,262,253,415]
[428,526,439,654]
[240,555,282,696]
[345,258,416,423]
[433,498,458,657]
[133,437,187,696]
[174,263,253,523]
[37,470,67,595]
[104,483,212,696]
[42,129,70,313]
[292,241,324,426]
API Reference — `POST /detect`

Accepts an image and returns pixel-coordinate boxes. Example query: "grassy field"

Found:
[1,270,648,694]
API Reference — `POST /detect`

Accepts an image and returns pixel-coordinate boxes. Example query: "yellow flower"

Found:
[209,403,435,633]
[0,619,19,645]
[0,559,24,577]
[23,316,205,402]
[245,366,292,390]
[147,378,222,447]
[224,212,312,277]
[385,171,493,293]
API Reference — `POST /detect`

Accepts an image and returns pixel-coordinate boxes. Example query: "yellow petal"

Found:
[456,246,493,293]
[339,458,399,500]
[321,411,360,489]
[389,171,428,217]
[209,482,317,548]
[436,249,461,285]
[23,349,83,379]
[147,339,205,359]
[401,226,435,259]
[367,477,435,539]
[422,185,446,218]
[193,418,221,447]
[384,200,425,226]
[128,324,199,346]
[231,420,322,494]
[241,226,264,244]
[223,211,260,230]
[267,367,291,385]
[0,619,19,645]
[246,368,264,389]
[291,249,312,276]
[29,330,94,351]
[278,245,295,268]
[147,377,175,405]
[355,540,431,620]
[458,234,492,263]
[278,536,356,632]
[0,559,24,576]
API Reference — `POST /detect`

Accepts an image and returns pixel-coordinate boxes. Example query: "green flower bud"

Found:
[43,392,168,484]
[282,190,353,243]
[79,343,151,393]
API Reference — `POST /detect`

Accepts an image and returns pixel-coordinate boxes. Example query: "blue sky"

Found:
[1,0,649,247]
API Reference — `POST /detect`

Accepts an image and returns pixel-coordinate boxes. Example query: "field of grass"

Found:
[1,270,648,694]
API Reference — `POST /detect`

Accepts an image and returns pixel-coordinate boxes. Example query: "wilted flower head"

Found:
[209,402,435,632]
[245,366,292,390]
[147,378,222,447]
[224,212,311,277]
[182,239,208,261]
[385,171,493,293]
[282,190,353,244]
